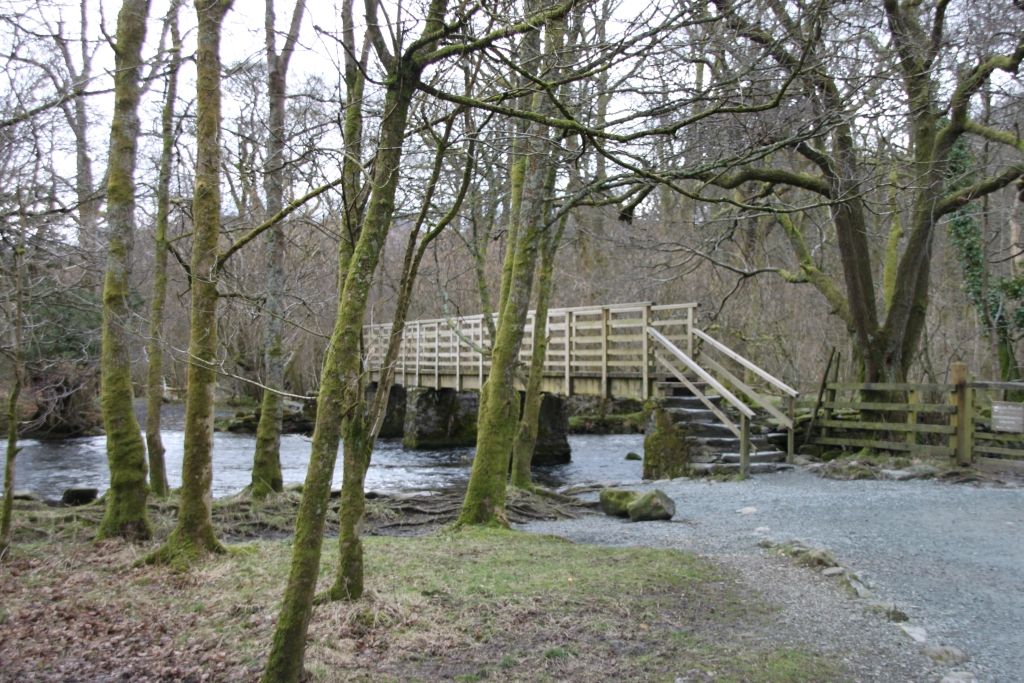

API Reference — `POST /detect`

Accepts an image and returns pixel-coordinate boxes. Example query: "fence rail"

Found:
[803,364,1024,472]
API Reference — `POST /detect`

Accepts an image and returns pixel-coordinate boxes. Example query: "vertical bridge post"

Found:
[601,306,609,399]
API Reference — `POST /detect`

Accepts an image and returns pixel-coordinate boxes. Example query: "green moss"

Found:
[598,488,639,517]
[642,405,691,480]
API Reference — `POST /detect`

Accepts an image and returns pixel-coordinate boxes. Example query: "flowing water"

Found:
[1,404,644,499]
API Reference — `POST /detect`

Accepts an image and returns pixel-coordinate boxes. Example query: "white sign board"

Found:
[991,402,1024,433]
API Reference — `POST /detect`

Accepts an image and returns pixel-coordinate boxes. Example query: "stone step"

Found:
[682,421,738,438]
[664,407,718,422]
[690,462,795,475]
[655,381,715,400]
[719,450,786,464]
[691,436,773,449]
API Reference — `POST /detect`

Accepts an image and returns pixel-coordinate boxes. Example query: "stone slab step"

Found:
[718,450,786,464]
[664,407,718,422]
[682,422,737,438]
[690,462,795,475]
[691,436,773,449]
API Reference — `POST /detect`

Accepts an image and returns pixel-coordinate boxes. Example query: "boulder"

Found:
[60,487,99,506]
[627,489,676,522]
[599,488,639,517]
[625,452,642,461]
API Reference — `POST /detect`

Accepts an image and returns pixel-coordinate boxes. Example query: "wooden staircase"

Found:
[647,325,799,477]
[655,381,794,475]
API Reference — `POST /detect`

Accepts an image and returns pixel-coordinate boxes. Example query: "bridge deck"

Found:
[364,302,696,400]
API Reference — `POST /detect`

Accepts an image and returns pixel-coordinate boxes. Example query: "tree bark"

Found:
[0,229,25,559]
[96,0,152,542]
[250,0,306,499]
[263,45,426,683]
[145,0,182,499]
[148,0,234,565]
[510,218,561,489]
[459,7,564,526]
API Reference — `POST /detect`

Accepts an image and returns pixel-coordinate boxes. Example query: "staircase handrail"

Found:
[691,329,799,398]
[647,327,755,419]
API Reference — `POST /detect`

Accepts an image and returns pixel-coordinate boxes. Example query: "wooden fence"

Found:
[805,362,1024,472]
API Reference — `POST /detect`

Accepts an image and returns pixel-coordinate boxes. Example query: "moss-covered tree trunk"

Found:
[148,0,233,565]
[262,48,426,683]
[459,10,564,526]
[250,0,305,499]
[330,117,471,600]
[145,1,181,499]
[96,0,152,541]
[510,223,560,489]
[0,235,25,559]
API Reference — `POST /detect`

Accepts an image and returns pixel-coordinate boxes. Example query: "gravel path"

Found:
[518,469,1024,682]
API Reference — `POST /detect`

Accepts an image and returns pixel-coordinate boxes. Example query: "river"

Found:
[1,404,644,499]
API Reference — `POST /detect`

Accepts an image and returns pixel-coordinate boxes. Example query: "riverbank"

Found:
[1,484,943,682]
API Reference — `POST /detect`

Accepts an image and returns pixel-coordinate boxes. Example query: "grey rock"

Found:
[60,487,98,506]
[864,600,909,622]
[822,566,845,577]
[899,624,928,643]
[627,489,676,522]
[940,671,977,683]
[880,469,916,481]
[924,644,968,665]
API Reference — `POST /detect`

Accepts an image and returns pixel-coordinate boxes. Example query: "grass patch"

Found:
[1,509,847,681]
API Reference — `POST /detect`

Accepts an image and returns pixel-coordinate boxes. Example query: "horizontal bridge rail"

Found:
[363,302,697,400]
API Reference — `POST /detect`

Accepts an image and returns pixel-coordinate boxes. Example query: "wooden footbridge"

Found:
[365,301,800,468]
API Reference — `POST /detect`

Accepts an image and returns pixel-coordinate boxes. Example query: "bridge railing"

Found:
[363,302,697,398]
[647,325,799,473]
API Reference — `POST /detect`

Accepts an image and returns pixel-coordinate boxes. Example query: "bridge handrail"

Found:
[647,327,755,419]
[363,301,688,332]
[692,329,799,398]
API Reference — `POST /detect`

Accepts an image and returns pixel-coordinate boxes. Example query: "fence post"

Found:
[477,319,484,389]
[951,362,973,466]
[686,305,694,357]
[564,311,573,395]
[641,304,651,400]
[453,323,460,391]
[415,321,421,387]
[906,389,919,453]
[434,324,440,388]
[601,307,609,399]
[786,395,795,463]
[740,414,750,478]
